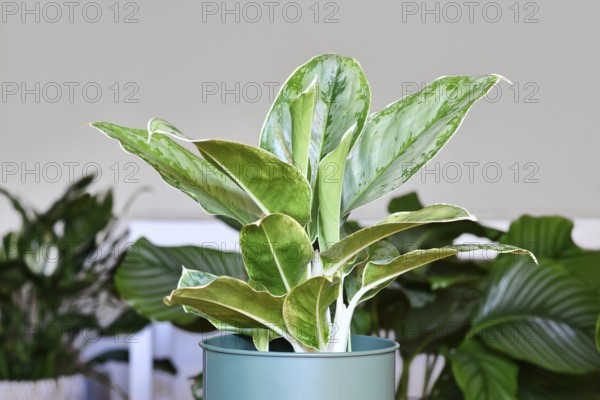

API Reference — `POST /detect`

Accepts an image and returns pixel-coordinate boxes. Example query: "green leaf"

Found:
[447,341,518,400]
[191,372,203,400]
[289,81,317,176]
[260,54,370,165]
[0,188,32,227]
[321,204,474,275]
[387,192,424,213]
[350,307,372,336]
[317,125,355,250]
[500,215,578,258]
[147,117,191,139]
[596,313,600,352]
[559,251,600,290]
[165,276,286,333]
[426,260,488,290]
[214,215,244,231]
[348,244,534,306]
[386,193,503,252]
[517,364,600,400]
[179,266,216,287]
[499,215,600,289]
[240,213,313,296]
[251,329,273,352]
[342,75,502,214]
[91,121,262,224]
[193,140,311,225]
[344,240,400,298]
[378,285,479,358]
[145,118,313,225]
[429,365,464,400]
[101,309,149,336]
[473,259,600,373]
[178,268,267,337]
[259,55,369,239]
[283,276,340,350]
[115,237,245,328]
[347,248,457,305]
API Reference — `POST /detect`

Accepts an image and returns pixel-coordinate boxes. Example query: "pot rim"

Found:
[200,333,399,358]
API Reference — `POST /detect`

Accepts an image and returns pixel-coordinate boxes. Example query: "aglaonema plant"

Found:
[91,54,535,352]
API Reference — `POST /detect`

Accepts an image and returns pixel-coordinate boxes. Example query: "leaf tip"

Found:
[491,73,512,85]
[89,121,104,130]
[526,250,539,265]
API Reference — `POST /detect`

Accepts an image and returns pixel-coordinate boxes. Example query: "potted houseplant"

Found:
[91,54,534,400]
[0,177,173,399]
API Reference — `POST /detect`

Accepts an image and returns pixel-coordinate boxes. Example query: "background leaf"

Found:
[500,215,578,258]
[116,238,245,330]
[499,215,600,290]
[473,258,600,373]
[596,314,600,351]
[447,341,518,400]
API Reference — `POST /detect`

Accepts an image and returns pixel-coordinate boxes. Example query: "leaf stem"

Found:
[421,354,438,398]
[396,355,411,400]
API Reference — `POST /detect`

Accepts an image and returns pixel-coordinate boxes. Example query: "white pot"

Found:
[0,374,86,400]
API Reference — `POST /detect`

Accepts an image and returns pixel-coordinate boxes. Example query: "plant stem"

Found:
[421,354,438,398]
[330,287,360,352]
[396,300,461,397]
[312,251,323,276]
[396,355,411,400]
[369,297,379,333]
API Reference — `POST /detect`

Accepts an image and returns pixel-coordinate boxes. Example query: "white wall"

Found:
[2,0,599,234]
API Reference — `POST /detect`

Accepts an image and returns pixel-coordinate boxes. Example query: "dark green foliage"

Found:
[359,192,600,399]
[0,177,149,380]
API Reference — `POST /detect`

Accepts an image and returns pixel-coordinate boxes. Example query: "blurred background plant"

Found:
[356,192,600,400]
[0,176,174,393]
[115,191,600,399]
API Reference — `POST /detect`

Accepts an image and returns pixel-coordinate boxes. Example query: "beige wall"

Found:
[2,0,599,234]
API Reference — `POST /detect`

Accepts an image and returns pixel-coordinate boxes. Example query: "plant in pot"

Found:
[0,177,174,399]
[91,54,534,400]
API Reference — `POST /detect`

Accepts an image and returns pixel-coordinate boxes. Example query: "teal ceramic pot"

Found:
[199,334,399,400]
